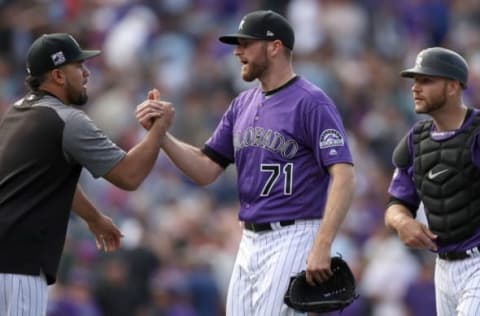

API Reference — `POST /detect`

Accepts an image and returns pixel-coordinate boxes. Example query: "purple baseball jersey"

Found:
[206,77,353,223]
[388,109,480,252]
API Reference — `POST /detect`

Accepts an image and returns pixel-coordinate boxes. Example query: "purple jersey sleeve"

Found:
[304,99,353,167]
[388,131,421,209]
[388,167,421,208]
[205,101,236,162]
[206,77,353,223]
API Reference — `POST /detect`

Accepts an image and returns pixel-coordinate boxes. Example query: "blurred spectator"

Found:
[1,0,479,314]
[47,267,102,316]
[146,266,198,316]
[402,253,437,316]
[93,255,138,316]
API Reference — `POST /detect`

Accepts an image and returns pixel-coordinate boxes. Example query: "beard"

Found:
[415,84,447,114]
[241,47,269,82]
[65,80,88,106]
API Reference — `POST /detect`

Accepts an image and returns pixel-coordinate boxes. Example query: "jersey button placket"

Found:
[254,102,262,123]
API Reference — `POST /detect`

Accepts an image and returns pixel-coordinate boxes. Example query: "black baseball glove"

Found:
[284,256,357,313]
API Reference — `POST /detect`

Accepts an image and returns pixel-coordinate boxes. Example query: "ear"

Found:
[268,40,283,57]
[446,79,461,96]
[50,68,66,85]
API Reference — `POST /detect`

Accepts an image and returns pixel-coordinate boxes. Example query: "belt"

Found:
[244,220,295,232]
[438,246,480,261]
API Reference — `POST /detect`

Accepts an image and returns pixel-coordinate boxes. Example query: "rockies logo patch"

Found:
[51,51,66,66]
[319,129,344,148]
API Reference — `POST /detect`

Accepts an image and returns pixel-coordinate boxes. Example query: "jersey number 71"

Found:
[260,163,293,196]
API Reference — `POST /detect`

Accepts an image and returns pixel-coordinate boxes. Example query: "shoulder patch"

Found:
[319,129,344,149]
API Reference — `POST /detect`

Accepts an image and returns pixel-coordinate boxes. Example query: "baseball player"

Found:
[385,47,480,315]
[136,10,355,315]
[0,33,174,316]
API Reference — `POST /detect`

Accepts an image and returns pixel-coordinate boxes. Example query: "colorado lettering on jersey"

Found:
[233,127,299,159]
[319,129,344,149]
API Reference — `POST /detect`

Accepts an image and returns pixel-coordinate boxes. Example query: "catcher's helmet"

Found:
[400,47,469,89]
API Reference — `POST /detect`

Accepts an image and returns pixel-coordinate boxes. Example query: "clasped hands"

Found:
[136,89,175,134]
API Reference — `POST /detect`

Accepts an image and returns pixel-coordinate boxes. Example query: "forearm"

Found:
[104,122,165,190]
[162,133,223,185]
[121,130,162,186]
[385,203,414,232]
[72,185,123,252]
[314,164,355,246]
[72,185,101,222]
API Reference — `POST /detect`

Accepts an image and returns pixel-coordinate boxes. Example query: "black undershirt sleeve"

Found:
[387,196,418,217]
[201,145,232,169]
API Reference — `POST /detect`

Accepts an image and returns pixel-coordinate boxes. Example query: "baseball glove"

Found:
[284,256,357,313]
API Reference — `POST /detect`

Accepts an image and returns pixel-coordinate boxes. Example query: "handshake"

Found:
[135,88,175,136]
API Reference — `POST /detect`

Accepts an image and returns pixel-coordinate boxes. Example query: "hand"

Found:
[136,89,174,130]
[396,217,438,251]
[151,100,175,138]
[86,213,124,252]
[305,241,333,286]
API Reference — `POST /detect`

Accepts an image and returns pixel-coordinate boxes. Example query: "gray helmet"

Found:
[400,47,469,89]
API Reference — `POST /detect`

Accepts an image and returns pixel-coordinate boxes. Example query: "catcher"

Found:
[284,256,357,313]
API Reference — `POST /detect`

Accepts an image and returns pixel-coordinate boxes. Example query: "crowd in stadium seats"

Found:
[1,0,479,315]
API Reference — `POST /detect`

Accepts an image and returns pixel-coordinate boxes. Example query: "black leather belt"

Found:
[438,246,480,261]
[244,220,295,232]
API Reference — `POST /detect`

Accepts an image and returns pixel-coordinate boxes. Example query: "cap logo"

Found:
[51,51,66,66]
[266,30,274,37]
[415,51,426,68]
[415,56,423,68]
[239,19,245,30]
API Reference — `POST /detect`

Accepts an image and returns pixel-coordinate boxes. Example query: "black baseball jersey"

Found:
[0,92,125,284]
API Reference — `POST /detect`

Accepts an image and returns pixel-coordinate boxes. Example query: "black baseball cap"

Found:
[219,10,295,50]
[26,33,101,76]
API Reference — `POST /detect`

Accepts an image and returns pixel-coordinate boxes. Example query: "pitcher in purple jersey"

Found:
[385,47,480,315]
[136,10,355,315]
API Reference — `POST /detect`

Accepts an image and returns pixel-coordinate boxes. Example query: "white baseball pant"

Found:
[226,219,321,316]
[0,273,48,316]
[435,255,480,315]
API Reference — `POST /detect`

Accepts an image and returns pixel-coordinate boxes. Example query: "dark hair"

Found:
[25,74,46,91]
[283,45,292,59]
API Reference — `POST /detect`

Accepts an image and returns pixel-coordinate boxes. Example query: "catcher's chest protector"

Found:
[413,114,480,243]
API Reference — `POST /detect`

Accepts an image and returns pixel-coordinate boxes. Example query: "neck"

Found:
[38,85,67,104]
[259,62,295,92]
[433,105,468,132]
